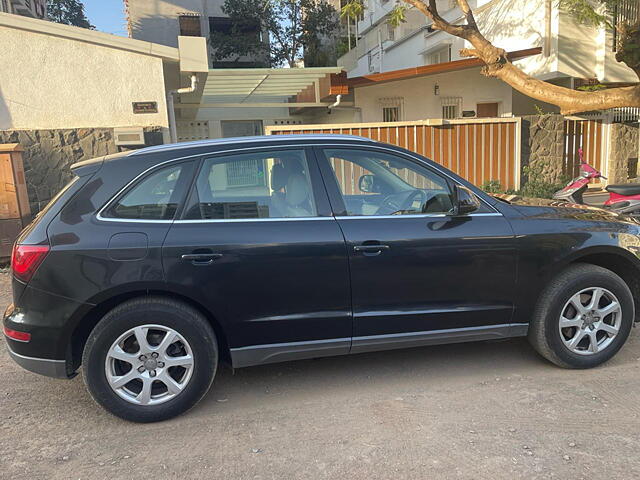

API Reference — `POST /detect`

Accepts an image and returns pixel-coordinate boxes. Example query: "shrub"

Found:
[479,165,569,200]
[480,179,505,194]
[518,164,569,199]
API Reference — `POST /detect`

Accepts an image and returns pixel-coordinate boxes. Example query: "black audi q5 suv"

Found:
[4,135,639,422]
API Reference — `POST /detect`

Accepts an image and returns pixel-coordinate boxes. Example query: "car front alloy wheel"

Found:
[558,287,622,356]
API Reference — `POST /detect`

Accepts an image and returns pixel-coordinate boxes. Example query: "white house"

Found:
[335,0,638,122]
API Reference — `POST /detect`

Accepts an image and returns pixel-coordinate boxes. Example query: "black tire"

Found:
[82,296,218,422]
[528,263,634,369]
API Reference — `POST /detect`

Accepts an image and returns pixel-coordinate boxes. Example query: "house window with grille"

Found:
[383,107,400,122]
[226,159,266,188]
[380,97,404,122]
[179,15,202,37]
[441,96,462,119]
[1,0,8,12]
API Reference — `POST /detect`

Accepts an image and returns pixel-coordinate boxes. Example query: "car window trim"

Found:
[96,142,501,224]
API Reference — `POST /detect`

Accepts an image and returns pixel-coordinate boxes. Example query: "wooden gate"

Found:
[265,118,521,190]
[563,117,606,180]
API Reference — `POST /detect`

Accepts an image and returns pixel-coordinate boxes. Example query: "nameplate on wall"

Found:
[132,102,159,114]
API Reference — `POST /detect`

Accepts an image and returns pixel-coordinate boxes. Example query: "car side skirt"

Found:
[230,323,529,368]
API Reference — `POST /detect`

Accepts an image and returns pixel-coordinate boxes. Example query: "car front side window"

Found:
[321,148,454,217]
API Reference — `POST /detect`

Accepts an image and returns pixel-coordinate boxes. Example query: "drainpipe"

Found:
[328,94,343,114]
[167,74,198,144]
[377,29,383,72]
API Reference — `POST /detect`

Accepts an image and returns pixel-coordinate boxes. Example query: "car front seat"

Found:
[284,173,312,217]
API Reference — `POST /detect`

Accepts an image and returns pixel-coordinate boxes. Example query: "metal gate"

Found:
[563,117,606,179]
[265,118,521,190]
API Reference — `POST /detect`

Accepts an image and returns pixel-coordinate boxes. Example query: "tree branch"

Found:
[454,0,477,29]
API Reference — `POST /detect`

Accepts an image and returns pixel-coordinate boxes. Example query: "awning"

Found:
[181,66,345,108]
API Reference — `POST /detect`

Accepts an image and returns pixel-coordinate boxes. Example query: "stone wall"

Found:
[0,127,163,214]
[520,114,566,185]
[607,123,639,184]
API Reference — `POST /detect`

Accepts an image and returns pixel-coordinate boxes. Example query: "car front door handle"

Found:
[353,244,390,256]
[180,253,223,265]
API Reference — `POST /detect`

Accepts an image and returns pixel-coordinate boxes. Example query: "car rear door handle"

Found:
[180,253,223,265]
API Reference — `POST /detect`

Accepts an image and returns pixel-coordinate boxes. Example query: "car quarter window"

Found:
[321,148,454,216]
[183,149,318,220]
[105,163,189,220]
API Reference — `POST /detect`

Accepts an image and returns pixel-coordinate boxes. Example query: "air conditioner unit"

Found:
[113,127,146,146]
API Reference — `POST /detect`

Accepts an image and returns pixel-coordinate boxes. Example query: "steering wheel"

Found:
[376,189,427,215]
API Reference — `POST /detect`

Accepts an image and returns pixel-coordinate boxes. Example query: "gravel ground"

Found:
[2,271,640,480]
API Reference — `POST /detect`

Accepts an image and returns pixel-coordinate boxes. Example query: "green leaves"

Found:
[46,0,93,29]
[557,0,633,29]
[388,5,408,28]
[341,0,364,20]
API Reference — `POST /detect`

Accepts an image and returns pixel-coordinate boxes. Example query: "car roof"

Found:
[128,134,378,156]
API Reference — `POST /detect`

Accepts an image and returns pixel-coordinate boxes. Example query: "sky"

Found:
[84,0,128,37]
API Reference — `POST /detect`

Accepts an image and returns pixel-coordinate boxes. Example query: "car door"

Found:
[314,146,517,354]
[162,147,352,367]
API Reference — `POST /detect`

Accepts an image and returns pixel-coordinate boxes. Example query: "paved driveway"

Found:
[1,272,640,480]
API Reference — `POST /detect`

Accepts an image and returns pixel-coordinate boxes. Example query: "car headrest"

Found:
[271,163,287,191]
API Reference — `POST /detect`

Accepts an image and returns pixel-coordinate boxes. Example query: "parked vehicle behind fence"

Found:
[4,135,640,422]
[553,148,640,216]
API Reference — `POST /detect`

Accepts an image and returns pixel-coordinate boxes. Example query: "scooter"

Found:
[553,148,640,216]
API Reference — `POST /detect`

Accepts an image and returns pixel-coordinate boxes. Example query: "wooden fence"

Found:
[266,118,521,190]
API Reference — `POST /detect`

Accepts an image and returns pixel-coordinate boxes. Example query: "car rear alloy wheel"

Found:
[558,287,621,356]
[105,325,195,406]
[83,297,218,422]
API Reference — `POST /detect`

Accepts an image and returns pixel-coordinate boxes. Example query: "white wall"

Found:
[128,0,224,48]
[557,10,637,83]
[475,0,558,78]
[353,67,513,122]
[0,25,170,130]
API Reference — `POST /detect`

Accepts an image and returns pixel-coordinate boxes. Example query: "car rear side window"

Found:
[183,149,318,220]
[105,164,187,220]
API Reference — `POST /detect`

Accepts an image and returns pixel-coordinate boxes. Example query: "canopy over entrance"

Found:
[176,66,347,109]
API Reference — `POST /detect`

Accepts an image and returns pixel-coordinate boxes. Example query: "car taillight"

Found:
[11,244,50,283]
[3,326,31,342]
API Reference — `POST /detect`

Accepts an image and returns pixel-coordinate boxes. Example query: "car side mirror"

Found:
[450,185,481,216]
[358,174,376,193]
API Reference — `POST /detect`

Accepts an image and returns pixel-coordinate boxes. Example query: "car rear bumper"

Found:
[3,284,93,378]
[5,343,69,378]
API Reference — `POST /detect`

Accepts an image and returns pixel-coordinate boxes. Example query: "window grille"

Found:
[441,96,462,119]
[226,159,266,188]
[179,15,202,37]
[379,97,404,122]
[613,1,639,52]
